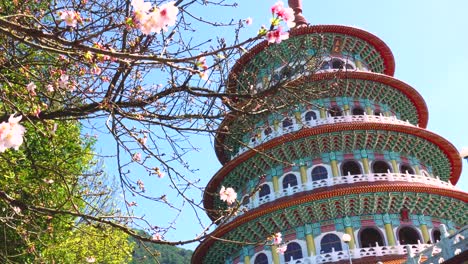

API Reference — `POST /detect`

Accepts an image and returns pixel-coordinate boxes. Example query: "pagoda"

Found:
[192,11,468,264]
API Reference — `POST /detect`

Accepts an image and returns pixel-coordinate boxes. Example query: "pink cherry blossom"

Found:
[139,11,163,35]
[137,179,145,192]
[32,107,41,117]
[270,1,295,28]
[273,232,282,245]
[131,0,152,13]
[85,256,96,263]
[0,115,26,152]
[43,178,54,184]
[138,136,147,146]
[12,206,21,214]
[58,74,69,89]
[152,233,162,241]
[219,186,237,205]
[245,17,253,25]
[158,1,178,31]
[154,167,164,178]
[199,71,208,80]
[127,201,137,207]
[278,7,295,28]
[460,147,468,158]
[26,82,36,96]
[266,26,289,44]
[276,244,287,254]
[46,84,54,92]
[271,1,285,15]
[132,1,178,34]
[196,56,209,79]
[132,152,142,162]
[91,65,102,75]
[60,10,80,27]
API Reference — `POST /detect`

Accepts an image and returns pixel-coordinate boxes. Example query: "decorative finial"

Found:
[288,0,308,27]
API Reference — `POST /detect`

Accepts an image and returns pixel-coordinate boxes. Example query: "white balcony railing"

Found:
[229,172,459,222]
[232,114,416,159]
[284,243,434,264]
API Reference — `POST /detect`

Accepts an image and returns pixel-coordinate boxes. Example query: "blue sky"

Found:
[94,1,468,250]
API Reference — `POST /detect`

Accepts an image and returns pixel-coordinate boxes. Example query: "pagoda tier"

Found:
[192,25,468,264]
[215,72,429,165]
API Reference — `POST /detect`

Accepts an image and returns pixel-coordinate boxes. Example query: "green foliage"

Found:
[44,224,134,263]
[0,120,134,263]
[0,120,94,262]
[129,232,192,264]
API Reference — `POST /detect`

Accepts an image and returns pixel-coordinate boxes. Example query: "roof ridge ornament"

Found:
[288,0,308,27]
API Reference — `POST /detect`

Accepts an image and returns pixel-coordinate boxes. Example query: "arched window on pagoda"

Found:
[352,107,365,115]
[311,166,328,181]
[305,111,317,121]
[254,253,269,264]
[400,164,415,174]
[374,110,383,116]
[328,106,343,117]
[264,126,273,137]
[359,227,385,248]
[345,63,355,70]
[320,61,331,70]
[331,58,344,69]
[372,160,392,174]
[284,242,303,261]
[320,234,342,253]
[432,228,441,243]
[398,226,422,245]
[341,160,362,176]
[259,184,271,198]
[282,174,298,189]
[282,118,293,128]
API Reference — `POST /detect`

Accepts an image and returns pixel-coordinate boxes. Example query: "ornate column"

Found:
[330,152,340,177]
[383,213,396,246]
[271,245,280,264]
[344,217,356,249]
[361,150,370,174]
[305,224,316,256]
[389,152,400,173]
[319,108,326,119]
[272,175,279,193]
[294,110,302,124]
[330,160,339,176]
[242,247,250,264]
[417,215,430,243]
[300,165,308,184]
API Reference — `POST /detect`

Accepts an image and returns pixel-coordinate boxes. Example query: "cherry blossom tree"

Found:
[0,0,312,261]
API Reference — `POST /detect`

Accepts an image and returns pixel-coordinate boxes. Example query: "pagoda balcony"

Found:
[229,172,459,222]
[282,242,434,264]
[233,114,415,160]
